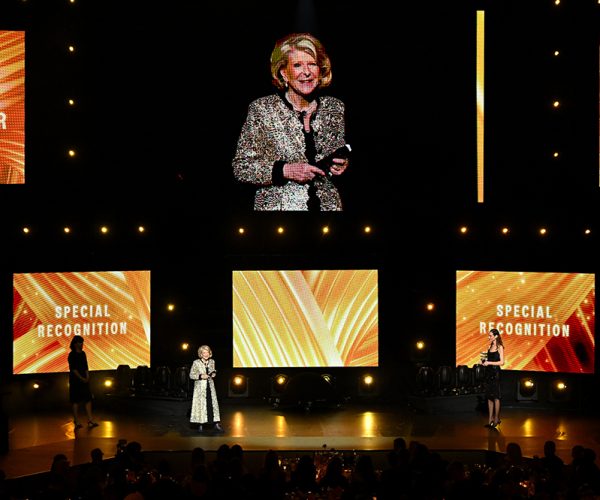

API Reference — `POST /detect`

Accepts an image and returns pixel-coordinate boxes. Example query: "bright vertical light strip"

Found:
[476,11,485,203]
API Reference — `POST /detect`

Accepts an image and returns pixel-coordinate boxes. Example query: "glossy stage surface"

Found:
[1,399,599,479]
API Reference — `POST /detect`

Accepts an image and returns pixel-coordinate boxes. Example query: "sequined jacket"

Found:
[233,94,346,211]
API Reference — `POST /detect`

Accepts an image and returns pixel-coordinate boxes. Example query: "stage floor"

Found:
[1,399,600,479]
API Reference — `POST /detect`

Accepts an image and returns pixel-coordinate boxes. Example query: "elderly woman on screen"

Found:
[233,33,349,211]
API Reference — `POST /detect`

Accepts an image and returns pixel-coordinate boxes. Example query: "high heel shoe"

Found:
[88,421,99,428]
[198,424,203,433]
[214,422,224,433]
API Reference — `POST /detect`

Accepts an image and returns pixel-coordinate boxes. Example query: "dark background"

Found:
[0,0,599,406]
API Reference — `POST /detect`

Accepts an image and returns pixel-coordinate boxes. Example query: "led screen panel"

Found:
[0,31,25,184]
[233,270,378,368]
[13,270,151,374]
[456,270,595,374]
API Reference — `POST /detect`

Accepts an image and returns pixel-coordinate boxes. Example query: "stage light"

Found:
[277,226,284,234]
[181,342,189,351]
[501,227,509,235]
[133,366,152,395]
[321,373,333,384]
[271,373,289,396]
[426,303,435,312]
[68,149,76,157]
[116,365,133,395]
[172,366,191,397]
[553,50,560,57]
[63,227,71,234]
[358,373,377,396]
[455,365,472,394]
[272,372,342,410]
[322,226,329,234]
[415,366,434,395]
[552,100,560,108]
[137,226,145,233]
[411,339,430,364]
[437,366,455,395]
[553,152,559,158]
[228,374,248,397]
[238,227,245,234]
[67,98,75,106]
[32,382,40,390]
[554,0,560,5]
[584,228,591,235]
[153,366,171,395]
[549,379,571,403]
[22,227,30,234]
[516,377,538,401]
[167,304,175,312]
[539,228,547,236]
[100,226,108,234]
[102,377,115,394]
[459,226,468,234]
[68,45,75,53]
[364,226,371,233]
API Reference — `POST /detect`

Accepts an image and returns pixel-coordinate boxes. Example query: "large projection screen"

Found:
[456,270,595,374]
[13,270,151,374]
[233,270,378,368]
[0,31,25,184]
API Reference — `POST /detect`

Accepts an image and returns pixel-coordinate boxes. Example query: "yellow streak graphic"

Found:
[476,11,485,203]
[233,270,378,368]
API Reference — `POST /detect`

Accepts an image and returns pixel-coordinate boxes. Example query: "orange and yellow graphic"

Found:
[0,31,25,184]
[13,270,151,374]
[456,270,595,374]
[233,270,378,368]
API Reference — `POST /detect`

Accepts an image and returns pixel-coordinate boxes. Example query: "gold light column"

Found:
[476,11,485,202]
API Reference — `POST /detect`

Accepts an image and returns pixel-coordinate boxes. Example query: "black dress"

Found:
[68,350,92,404]
[484,350,501,401]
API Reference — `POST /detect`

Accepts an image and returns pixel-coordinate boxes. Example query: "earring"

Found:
[284,80,288,88]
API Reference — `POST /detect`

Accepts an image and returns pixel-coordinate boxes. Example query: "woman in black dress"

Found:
[482,328,505,428]
[68,335,98,429]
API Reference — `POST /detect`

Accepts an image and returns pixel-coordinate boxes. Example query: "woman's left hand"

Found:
[330,158,349,175]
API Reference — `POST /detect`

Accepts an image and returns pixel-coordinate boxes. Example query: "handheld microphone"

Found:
[315,144,352,177]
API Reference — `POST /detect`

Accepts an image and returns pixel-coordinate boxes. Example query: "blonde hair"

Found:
[198,345,212,357]
[270,33,332,91]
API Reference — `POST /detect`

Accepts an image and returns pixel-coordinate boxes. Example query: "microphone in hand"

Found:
[315,144,352,177]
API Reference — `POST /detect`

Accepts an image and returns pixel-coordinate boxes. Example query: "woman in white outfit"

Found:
[189,345,223,433]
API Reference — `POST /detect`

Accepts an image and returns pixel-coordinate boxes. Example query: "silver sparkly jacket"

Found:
[233,94,346,211]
